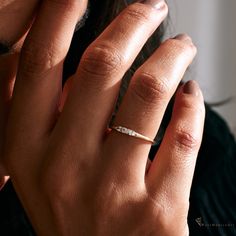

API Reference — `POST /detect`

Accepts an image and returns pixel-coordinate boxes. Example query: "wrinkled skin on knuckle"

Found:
[131,72,169,106]
[125,1,168,25]
[124,3,154,24]
[20,40,60,78]
[163,38,196,58]
[173,128,201,152]
[79,43,123,79]
[172,99,205,153]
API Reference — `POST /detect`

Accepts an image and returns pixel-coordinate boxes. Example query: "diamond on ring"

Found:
[110,126,156,145]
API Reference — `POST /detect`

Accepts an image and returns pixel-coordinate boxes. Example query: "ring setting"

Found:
[110,126,156,145]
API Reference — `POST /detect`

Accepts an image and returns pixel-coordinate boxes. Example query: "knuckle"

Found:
[80,43,123,78]
[131,72,169,105]
[174,128,200,151]
[164,38,196,56]
[125,4,152,23]
[20,40,58,78]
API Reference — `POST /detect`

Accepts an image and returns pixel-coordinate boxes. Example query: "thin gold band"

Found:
[110,126,156,145]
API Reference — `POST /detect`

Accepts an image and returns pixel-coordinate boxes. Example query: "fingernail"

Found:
[140,0,165,10]
[183,80,200,96]
[174,34,193,44]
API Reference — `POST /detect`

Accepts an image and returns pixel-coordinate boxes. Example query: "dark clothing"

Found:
[188,106,236,236]
[0,105,236,236]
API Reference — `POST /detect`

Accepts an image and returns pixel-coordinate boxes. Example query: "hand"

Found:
[0,0,86,188]
[0,0,41,188]
[4,0,205,235]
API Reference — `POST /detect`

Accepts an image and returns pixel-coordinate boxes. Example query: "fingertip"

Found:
[182,80,200,96]
[176,80,204,108]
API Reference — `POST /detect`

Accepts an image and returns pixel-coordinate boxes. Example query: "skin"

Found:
[1,0,205,235]
[0,0,39,186]
[0,0,87,187]
[0,0,38,46]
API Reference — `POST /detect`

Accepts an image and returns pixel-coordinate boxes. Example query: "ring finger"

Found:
[105,34,197,181]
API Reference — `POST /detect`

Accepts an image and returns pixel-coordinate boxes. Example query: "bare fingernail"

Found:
[183,80,200,96]
[140,0,165,10]
[174,34,193,44]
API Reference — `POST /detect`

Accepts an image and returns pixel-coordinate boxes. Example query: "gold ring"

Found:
[110,126,156,145]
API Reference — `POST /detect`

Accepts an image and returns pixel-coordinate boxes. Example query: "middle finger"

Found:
[58,0,168,147]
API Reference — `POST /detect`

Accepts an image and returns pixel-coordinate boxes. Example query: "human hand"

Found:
[4,0,205,235]
[0,0,41,188]
[0,0,86,188]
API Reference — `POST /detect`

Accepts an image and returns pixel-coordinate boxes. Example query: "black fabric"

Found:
[188,106,236,236]
[0,181,36,236]
[0,105,236,236]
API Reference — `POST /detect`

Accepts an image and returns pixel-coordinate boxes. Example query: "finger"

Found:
[57,0,168,146]
[146,80,205,208]
[105,35,196,181]
[8,0,88,145]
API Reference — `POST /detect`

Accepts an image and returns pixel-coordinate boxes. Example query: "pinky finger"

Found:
[146,80,205,207]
